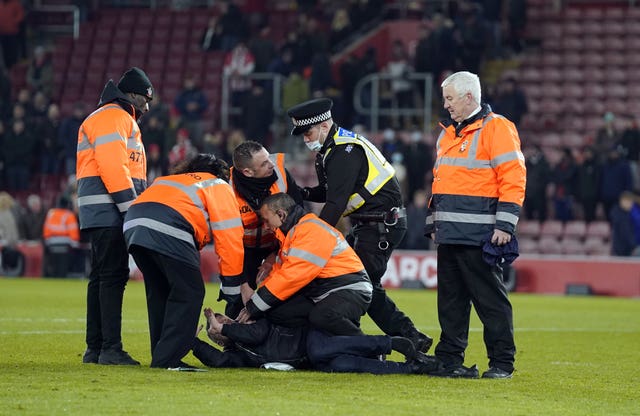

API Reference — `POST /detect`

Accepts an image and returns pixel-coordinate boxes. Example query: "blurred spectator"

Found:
[267,45,294,78]
[144,93,171,129]
[329,7,353,52]
[223,40,255,128]
[414,14,456,93]
[30,91,50,126]
[146,143,164,184]
[505,0,527,55]
[201,131,228,160]
[59,102,86,176]
[42,200,80,277]
[38,104,63,174]
[403,130,433,202]
[354,47,379,127]
[481,0,505,59]
[380,128,401,161]
[551,147,577,222]
[618,117,640,192]
[243,84,272,146]
[456,3,486,75]
[0,191,24,276]
[594,112,620,161]
[338,54,359,126]
[201,16,223,51]
[402,188,430,250]
[140,114,169,167]
[168,128,197,170]
[4,117,36,191]
[600,145,633,222]
[173,74,209,149]
[0,0,25,69]
[0,65,11,120]
[248,25,276,73]
[390,151,408,197]
[309,50,333,96]
[575,146,601,223]
[0,120,5,188]
[15,88,33,117]
[492,76,528,127]
[523,145,550,221]
[217,0,248,52]
[19,194,46,241]
[26,45,54,98]
[225,129,246,158]
[385,39,417,130]
[610,191,640,256]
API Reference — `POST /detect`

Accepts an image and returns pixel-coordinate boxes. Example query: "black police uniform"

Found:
[287,98,432,352]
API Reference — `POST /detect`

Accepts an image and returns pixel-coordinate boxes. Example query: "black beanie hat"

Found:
[117,67,154,100]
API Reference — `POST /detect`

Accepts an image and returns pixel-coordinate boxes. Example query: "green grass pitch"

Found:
[1,278,638,415]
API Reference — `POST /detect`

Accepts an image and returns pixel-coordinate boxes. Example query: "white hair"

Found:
[441,71,481,104]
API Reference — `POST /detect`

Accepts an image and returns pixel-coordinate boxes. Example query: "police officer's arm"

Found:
[319,145,364,226]
[284,169,304,206]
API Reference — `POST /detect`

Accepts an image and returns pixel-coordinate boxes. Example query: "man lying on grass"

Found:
[192,307,439,375]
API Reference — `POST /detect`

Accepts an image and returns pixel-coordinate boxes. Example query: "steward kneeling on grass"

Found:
[236,192,372,336]
[193,307,440,375]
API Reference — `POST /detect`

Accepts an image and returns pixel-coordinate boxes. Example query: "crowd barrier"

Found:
[4,243,639,297]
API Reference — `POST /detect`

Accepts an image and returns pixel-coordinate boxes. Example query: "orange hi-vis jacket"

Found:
[231,153,287,249]
[123,172,245,296]
[42,208,80,246]
[425,105,526,246]
[76,97,147,230]
[245,210,372,316]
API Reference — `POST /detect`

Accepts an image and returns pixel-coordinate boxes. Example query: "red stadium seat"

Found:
[540,220,564,238]
[517,220,541,239]
[537,235,563,255]
[563,220,587,240]
[583,236,611,255]
[586,221,611,241]
[560,237,586,255]
[518,237,539,254]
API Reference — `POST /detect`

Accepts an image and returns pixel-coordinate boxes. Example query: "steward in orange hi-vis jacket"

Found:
[225,141,304,318]
[240,193,372,336]
[124,154,244,368]
[42,206,80,278]
[77,67,154,366]
[424,71,525,379]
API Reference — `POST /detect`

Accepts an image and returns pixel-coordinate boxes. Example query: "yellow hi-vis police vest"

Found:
[325,128,395,215]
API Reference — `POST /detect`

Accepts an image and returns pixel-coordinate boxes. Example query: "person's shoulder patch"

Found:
[345,144,354,153]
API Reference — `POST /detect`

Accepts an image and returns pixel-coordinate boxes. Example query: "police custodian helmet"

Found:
[287,98,333,135]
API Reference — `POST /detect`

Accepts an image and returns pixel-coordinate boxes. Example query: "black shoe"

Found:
[409,354,442,375]
[390,336,417,361]
[482,367,513,379]
[98,348,140,365]
[405,330,433,353]
[82,348,99,364]
[430,363,479,379]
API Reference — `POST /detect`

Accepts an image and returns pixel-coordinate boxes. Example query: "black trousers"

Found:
[130,245,205,368]
[434,244,516,373]
[86,227,130,351]
[347,218,417,337]
[265,290,369,336]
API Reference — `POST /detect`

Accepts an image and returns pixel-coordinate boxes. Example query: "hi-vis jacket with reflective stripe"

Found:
[245,210,372,317]
[231,153,287,249]
[43,208,80,246]
[123,172,244,290]
[425,106,526,246]
[327,128,396,215]
[76,82,147,230]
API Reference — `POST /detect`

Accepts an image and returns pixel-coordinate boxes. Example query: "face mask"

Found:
[305,140,322,152]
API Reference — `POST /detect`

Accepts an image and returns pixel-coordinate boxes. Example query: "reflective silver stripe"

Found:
[491,150,525,168]
[298,217,348,256]
[153,178,225,223]
[77,194,113,206]
[269,154,286,191]
[304,218,338,236]
[425,215,434,225]
[288,247,327,268]
[332,238,349,256]
[437,157,492,169]
[434,211,496,224]
[496,211,519,226]
[77,129,92,152]
[311,281,373,303]
[250,293,271,312]
[45,237,76,245]
[210,216,243,231]
[116,200,133,213]
[220,285,241,295]
[94,132,124,147]
[123,218,195,246]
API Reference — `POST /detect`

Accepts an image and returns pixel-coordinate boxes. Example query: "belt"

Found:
[349,207,406,226]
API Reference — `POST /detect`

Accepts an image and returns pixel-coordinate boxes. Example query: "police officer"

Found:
[287,98,432,352]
